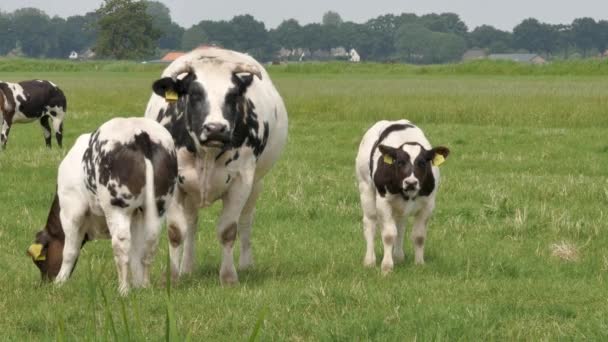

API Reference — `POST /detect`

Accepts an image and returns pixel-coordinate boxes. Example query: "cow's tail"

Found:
[134,131,160,232]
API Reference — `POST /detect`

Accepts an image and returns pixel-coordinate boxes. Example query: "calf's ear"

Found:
[430,146,450,166]
[378,144,399,165]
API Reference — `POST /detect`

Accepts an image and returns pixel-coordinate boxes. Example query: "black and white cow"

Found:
[27,117,178,295]
[355,120,450,274]
[145,47,288,285]
[0,80,66,149]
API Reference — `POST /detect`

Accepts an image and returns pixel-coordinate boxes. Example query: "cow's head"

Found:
[152,59,262,150]
[376,143,450,198]
[27,194,65,282]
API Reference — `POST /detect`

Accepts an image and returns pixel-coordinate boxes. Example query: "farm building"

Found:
[161,51,186,62]
[488,53,546,64]
[462,48,487,61]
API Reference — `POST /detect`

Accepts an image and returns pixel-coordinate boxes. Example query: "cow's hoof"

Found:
[363,256,376,267]
[393,251,405,263]
[381,262,393,275]
[238,254,254,271]
[220,268,238,286]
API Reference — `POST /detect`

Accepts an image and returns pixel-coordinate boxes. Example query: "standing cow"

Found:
[0,80,67,149]
[27,118,178,295]
[145,47,288,285]
[355,120,450,274]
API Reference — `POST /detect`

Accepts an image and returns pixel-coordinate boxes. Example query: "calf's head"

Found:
[152,59,262,149]
[375,143,450,198]
[27,194,65,281]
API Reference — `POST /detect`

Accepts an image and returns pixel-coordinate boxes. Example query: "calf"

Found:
[355,120,450,274]
[27,117,178,295]
[0,79,66,149]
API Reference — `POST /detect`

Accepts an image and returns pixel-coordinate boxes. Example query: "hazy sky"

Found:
[1,0,607,31]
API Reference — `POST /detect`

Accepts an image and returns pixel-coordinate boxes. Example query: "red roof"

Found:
[161,51,186,62]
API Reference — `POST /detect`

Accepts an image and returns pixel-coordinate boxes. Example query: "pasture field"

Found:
[0,66,607,340]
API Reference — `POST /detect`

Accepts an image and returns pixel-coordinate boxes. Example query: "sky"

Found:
[1,0,608,31]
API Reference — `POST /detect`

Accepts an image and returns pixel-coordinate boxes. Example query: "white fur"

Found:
[54,118,175,295]
[145,47,288,285]
[355,120,441,274]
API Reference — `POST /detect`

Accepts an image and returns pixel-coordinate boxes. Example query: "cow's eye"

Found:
[417,159,426,168]
[397,160,406,167]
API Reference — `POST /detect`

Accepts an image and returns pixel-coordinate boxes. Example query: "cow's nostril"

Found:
[203,123,227,134]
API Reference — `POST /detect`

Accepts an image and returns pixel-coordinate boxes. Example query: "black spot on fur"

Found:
[110,198,129,208]
[369,123,414,177]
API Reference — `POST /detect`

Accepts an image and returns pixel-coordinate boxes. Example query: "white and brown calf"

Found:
[355,120,450,274]
[27,117,178,295]
[0,80,66,149]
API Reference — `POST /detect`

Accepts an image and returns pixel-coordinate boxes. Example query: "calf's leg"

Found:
[106,210,133,295]
[358,181,377,267]
[411,203,434,265]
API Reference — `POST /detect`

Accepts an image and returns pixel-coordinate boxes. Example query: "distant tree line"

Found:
[1,0,607,63]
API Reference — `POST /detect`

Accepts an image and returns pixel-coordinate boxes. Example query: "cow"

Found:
[145,47,288,285]
[27,117,178,295]
[0,80,67,149]
[355,120,450,274]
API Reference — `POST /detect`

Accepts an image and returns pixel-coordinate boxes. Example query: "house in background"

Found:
[161,51,186,62]
[488,53,546,64]
[462,48,487,61]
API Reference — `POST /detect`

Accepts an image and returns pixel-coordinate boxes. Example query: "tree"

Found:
[270,19,303,49]
[0,12,15,55]
[322,11,343,27]
[571,17,598,57]
[468,25,512,53]
[421,13,468,36]
[11,8,53,57]
[95,0,160,59]
[145,1,183,50]
[395,23,465,63]
[181,25,208,50]
[513,18,559,55]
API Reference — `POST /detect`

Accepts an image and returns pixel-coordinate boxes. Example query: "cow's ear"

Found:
[378,144,399,165]
[430,146,450,166]
[152,77,177,98]
[232,72,254,95]
[152,72,196,98]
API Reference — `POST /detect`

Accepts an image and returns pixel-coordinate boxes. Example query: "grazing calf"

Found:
[355,120,450,274]
[27,118,178,295]
[0,80,67,149]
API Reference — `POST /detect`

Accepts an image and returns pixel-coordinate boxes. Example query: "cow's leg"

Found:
[218,173,254,285]
[0,115,12,149]
[237,180,263,270]
[393,215,406,263]
[51,108,65,148]
[55,203,87,284]
[40,115,52,148]
[106,210,133,296]
[411,202,434,265]
[358,181,377,267]
[377,197,397,275]
[141,208,163,287]
[129,212,146,287]
[166,189,198,278]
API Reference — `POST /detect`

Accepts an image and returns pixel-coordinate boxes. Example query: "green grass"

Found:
[1,67,607,340]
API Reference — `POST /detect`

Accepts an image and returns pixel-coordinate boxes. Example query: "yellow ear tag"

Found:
[383,154,394,165]
[28,244,45,261]
[165,90,178,102]
[432,154,445,167]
